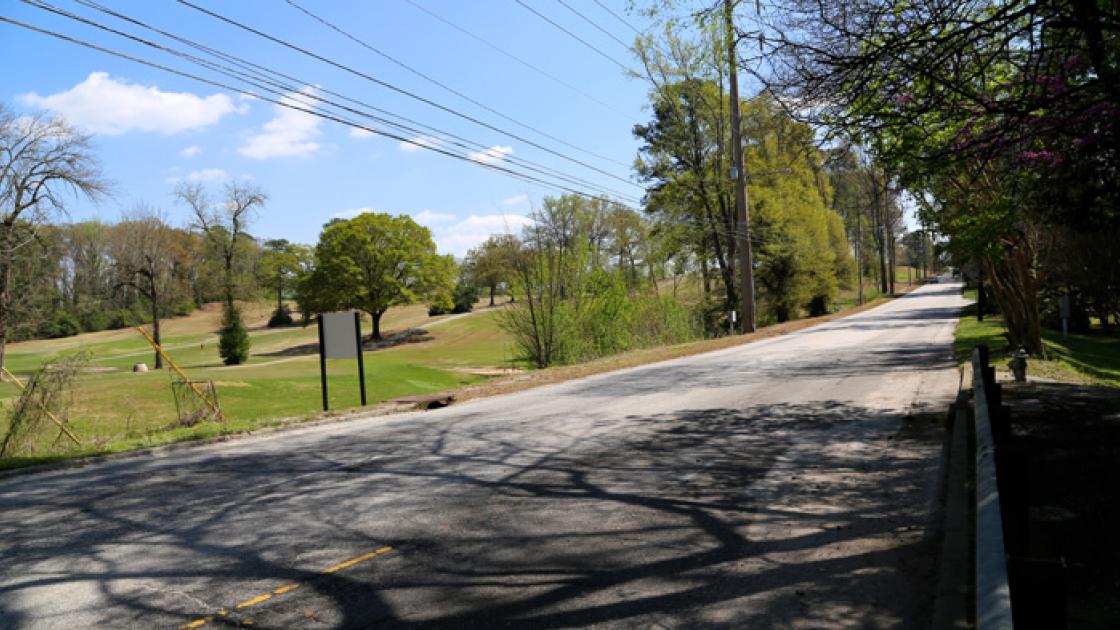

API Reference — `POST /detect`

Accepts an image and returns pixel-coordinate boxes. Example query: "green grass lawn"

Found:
[953,289,1120,387]
[0,304,518,468]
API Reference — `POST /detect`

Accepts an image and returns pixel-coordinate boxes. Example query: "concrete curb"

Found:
[973,348,1014,629]
[931,396,970,629]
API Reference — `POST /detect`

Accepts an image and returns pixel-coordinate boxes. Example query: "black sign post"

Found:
[317,311,367,411]
[354,311,367,406]
[317,314,328,411]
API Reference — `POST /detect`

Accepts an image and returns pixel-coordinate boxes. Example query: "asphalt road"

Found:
[0,281,968,629]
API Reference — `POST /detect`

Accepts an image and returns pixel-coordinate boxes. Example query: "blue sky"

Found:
[1,0,663,256]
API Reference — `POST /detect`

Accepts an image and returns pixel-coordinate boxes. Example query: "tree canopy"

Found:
[298,212,453,340]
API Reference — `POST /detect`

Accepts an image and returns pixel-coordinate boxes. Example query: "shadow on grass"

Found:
[999,381,1120,626]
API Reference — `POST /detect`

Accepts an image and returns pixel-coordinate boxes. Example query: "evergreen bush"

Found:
[218,303,251,365]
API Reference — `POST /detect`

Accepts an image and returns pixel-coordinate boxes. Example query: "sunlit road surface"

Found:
[0,281,967,629]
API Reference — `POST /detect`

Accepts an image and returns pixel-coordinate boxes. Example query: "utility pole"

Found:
[856,206,864,305]
[725,0,755,332]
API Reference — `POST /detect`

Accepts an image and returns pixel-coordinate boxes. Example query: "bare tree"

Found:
[174,181,266,308]
[110,207,185,369]
[0,105,106,377]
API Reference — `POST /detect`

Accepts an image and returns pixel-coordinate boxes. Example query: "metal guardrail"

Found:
[973,346,1014,629]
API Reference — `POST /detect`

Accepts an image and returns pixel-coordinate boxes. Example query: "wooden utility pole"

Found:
[856,207,864,305]
[725,0,755,332]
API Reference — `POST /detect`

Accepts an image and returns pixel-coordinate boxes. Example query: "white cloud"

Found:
[468,145,513,165]
[331,206,374,220]
[19,72,240,135]
[398,135,442,152]
[413,210,455,225]
[501,194,528,206]
[239,87,321,159]
[434,213,532,257]
[180,145,202,158]
[349,127,375,139]
[164,168,229,184]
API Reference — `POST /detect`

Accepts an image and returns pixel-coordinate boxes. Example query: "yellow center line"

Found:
[175,546,393,629]
[321,546,393,574]
[272,583,300,595]
[235,593,272,609]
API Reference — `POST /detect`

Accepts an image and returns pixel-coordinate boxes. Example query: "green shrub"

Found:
[106,309,141,330]
[503,269,703,367]
[428,290,454,316]
[452,283,479,314]
[167,300,196,317]
[267,303,294,327]
[42,312,81,338]
[218,304,251,365]
[807,294,829,317]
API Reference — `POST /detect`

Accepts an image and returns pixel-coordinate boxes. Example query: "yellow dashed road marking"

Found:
[322,546,393,574]
[272,583,300,595]
[235,593,272,609]
[176,546,393,629]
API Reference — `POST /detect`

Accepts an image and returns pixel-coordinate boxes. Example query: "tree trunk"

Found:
[887,225,896,295]
[151,287,163,370]
[977,269,986,322]
[984,245,1045,357]
[370,310,384,341]
[224,252,235,309]
[856,207,864,305]
[878,231,889,295]
[276,276,283,313]
[0,226,10,380]
[489,284,495,307]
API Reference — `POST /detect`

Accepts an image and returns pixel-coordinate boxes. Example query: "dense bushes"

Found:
[500,200,704,369]
[41,312,81,339]
[429,282,481,316]
[503,276,702,367]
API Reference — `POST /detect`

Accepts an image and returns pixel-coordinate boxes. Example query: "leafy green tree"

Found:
[463,234,518,306]
[258,238,310,326]
[300,212,452,340]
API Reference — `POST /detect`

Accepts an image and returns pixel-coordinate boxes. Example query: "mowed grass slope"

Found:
[0,302,517,467]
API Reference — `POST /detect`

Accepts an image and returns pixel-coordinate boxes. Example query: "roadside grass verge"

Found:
[953,291,1120,387]
[0,307,515,469]
[1,288,909,473]
[448,293,901,405]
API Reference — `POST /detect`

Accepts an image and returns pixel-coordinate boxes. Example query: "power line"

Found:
[0,14,633,205]
[399,0,632,121]
[591,0,643,36]
[50,0,639,202]
[512,0,635,73]
[283,0,627,169]
[554,0,632,50]
[173,0,638,189]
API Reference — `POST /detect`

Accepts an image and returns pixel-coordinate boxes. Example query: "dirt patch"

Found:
[259,328,435,357]
[364,328,433,349]
[997,381,1120,627]
[449,367,524,376]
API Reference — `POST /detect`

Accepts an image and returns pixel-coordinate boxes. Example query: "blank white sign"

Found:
[321,311,358,359]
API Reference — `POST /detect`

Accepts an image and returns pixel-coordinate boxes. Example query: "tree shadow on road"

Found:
[0,398,945,628]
